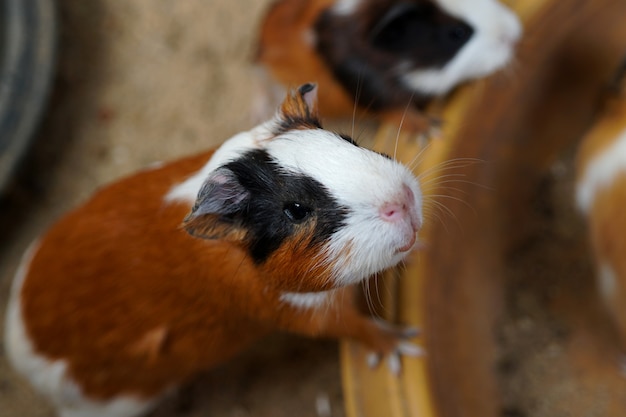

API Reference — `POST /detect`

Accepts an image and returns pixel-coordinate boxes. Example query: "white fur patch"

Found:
[402,0,522,95]
[4,241,155,417]
[577,128,626,213]
[165,122,275,204]
[279,291,332,309]
[265,130,423,287]
[331,0,363,16]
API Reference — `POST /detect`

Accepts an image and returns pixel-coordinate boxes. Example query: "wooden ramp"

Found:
[341,0,626,416]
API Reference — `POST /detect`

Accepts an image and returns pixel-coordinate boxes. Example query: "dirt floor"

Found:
[0,1,345,416]
[495,147,626,417]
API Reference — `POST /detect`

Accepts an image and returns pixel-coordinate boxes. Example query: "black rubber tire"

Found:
[0,0,57,193]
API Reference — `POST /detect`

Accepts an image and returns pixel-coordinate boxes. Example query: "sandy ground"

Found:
[495,148,626,417]
[0,1,346,416]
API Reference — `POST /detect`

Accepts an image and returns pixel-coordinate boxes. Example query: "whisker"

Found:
[416,162,481,181]
[420,178,492,193]
[428,193,477,216]
[423,185,472,198]
[355,121,374,146]
[416,157,486,177]
[423,205,452,234]
[405,139,434,171]
[419,172,470,185]
[394,92,416,160]
[373,274,387,318]
[424,199,462,233]
[352,72,363,140]
[362,276,376,317]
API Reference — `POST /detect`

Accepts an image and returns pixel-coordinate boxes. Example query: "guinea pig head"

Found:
[394,0,523,95]
[184,84,423,292]
[319,0,522,98]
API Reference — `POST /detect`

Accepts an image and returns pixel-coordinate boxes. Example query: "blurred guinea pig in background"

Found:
[253,0,522,133]
[576,64,626,363]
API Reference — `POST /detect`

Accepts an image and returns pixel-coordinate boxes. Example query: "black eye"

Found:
[283,202,312,223]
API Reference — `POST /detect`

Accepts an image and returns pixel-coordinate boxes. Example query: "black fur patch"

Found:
[223,149,349,264]
[337,133,390,160]
[314,0,474,111]
[339,133,359,146]
[276,114,323,136]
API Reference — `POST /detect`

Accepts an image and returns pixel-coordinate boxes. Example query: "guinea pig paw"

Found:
[367,341,425,376]
[367,320,425,376]
[389,341,425,375]
[372,318,420,339]
[367,352,382,369]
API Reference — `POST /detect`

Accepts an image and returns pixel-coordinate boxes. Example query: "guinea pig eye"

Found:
[283,202,312,223]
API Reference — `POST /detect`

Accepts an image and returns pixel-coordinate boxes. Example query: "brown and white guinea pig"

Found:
[4,84,423,417]
[576,71,626,357]
[254,0,522,131]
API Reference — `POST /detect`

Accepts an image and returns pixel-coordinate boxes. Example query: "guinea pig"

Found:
[254,0,522,132]
[576,71,626,359]
[4,84,424,417]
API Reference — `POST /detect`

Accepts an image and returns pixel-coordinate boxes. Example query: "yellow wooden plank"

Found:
[341,1,554,416]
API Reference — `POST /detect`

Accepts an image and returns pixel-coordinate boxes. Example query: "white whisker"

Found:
[394,92,416,160]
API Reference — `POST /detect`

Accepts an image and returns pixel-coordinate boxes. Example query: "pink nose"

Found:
[380,202,409,222]
[379,185,419,226]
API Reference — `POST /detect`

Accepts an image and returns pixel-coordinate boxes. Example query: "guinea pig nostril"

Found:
[380,203,406,222]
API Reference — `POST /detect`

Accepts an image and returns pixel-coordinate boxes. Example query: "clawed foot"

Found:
[367,340,424,376]
[364,320,424,376]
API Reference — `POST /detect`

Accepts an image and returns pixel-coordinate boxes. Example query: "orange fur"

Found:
[128,326,169,364]
[17,123,413,402]
[19,150,306,398]
[577,80,626,348]
[586,175,626,346]
[280,84,321,124]
[576,96,626,174]
[260,229,335,292]
[255,0,356,118]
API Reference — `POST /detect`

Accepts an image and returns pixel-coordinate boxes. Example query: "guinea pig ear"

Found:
[277,83,322,130]
[183,167,250,242]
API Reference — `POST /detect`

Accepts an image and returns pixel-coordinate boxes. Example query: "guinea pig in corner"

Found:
[576,69,626,360]
[5,84,424,417]
[253,0,522,132]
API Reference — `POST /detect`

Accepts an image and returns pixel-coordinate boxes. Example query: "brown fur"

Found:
[255,0,355,118]
[577,76,626,348]
[260,230,335,293]
[280,84,321,126]
[18,89,412,402]
[587,175,626,346]
[576,95,626,174]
